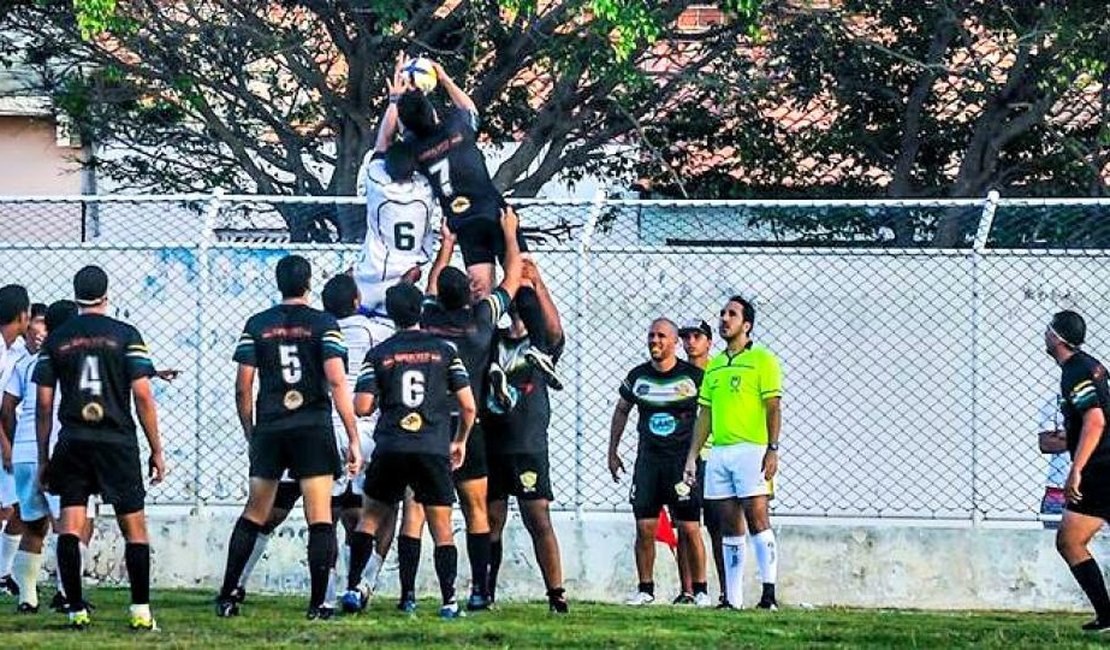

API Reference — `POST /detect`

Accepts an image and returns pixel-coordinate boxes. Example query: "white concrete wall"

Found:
[78,510,1099,611]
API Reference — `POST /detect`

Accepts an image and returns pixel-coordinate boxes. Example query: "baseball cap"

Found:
[73,265,109,306]
[679,319,712,339]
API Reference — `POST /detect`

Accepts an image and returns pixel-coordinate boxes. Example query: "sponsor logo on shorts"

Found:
[400,412,423,432]
[81,401,104,423]
[519,471,538,493]
[450,196,472,214]
[674,481,691,501]
[283,390,304,410]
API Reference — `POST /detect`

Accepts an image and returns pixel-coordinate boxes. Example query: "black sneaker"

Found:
[672,593,695,605]
[466,591,492,612]
[229,585,247,604]
[50,592,67,613]
[15,602,39,614]
[306,605,335,621]
[1082,619,1110,632]
[0,575,19,597]
[548,588,569,614]
[215,596,240,618]
[756,597,778,610]
[524,349,564,390]
[487,364,514,412]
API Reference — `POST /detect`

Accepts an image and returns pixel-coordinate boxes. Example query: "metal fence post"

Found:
[193,189,221,512]
[969,190,1000,526]
[574,189,606,514]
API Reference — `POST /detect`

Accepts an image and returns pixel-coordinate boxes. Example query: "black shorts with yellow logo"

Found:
[631,454,702,522]
[487,452,554,502]
[454,216,530,267]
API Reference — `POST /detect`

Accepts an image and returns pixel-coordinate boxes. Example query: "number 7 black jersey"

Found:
[233,304,347,431]
[355,329,470,457]
[408,107,503,226]
[32,313,155,442]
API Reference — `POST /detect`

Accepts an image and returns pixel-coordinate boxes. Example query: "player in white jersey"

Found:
[323,275,395,606]
[0,284,30,598]
[353,67,440,321]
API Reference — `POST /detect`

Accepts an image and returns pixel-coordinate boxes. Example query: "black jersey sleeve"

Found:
[31,337,55,386]
[474,288,510,333]
[233,317,258,366]
[447,106,479,134]
[446,349,471,392]
[619,367,637,403]
[354,351,379,396]
[124,326,156,381]
[318,313,347,363]
[1067,362,1109,415]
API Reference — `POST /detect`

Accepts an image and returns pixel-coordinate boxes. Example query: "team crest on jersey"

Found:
[450,196,471,214]
[400,412,423,432]
[674,481,691,500]
[730,376,742,392]
[283,390,304,410]
[81,401,104,423]
[519,471,538,493]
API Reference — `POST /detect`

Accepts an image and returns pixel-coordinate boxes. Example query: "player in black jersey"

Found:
[608,318,708,607]
[33,266,165,630]
[395,63,525,300]
[401,204,522,611]
[1045,311,1110,632]
[215,255,361,621]
[344,282,477,620]
[484,258,568,613]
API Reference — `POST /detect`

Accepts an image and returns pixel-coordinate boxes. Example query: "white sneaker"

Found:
[693,592,713,608]
[625,591,655,606]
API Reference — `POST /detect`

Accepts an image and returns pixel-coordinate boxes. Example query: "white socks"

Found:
[722,535,746,608]
[13,550,44,607]
[240,532,271,587]
[363,552,385,590]
[1,532,21,576]
[752,529,778,585]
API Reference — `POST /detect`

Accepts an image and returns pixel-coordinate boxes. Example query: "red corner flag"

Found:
[655,508,678,551]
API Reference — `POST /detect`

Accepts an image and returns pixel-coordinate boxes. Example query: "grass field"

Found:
[0,589,1105,648]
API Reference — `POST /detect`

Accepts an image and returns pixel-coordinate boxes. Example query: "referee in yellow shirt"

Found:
[684,295,782,610]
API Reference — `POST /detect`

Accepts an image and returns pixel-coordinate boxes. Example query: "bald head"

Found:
[648,318,679,364]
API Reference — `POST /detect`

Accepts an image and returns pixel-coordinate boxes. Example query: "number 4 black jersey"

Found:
[408,107,503,227]
[33,313,155,442]
[355,329,470,457]
[233,304,347,431]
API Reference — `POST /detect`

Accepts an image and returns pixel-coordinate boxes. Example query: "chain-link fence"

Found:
[1,193,1107,522]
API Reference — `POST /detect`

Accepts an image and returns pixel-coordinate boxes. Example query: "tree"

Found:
[1,0,759,241]
[643,1,1109,246]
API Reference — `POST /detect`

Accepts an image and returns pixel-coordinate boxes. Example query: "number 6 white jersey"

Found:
[355,153,440,315]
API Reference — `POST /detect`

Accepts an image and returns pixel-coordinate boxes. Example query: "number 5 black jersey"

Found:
[233,304,347,431]
[32,313,156,442]
[355,329,470,457]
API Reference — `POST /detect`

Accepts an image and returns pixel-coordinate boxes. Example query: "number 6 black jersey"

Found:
[233,304,347,431]
[32,313,155,442]
[355,329,470,457]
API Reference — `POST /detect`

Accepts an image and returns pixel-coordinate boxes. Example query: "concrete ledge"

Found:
[78,510,1099,611]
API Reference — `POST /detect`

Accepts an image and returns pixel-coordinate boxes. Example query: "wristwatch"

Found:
[767,443,779,452]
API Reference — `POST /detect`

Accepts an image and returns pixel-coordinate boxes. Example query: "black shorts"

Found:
[631,454,702,522]
[488,452,554,502]
[363,452,455,507]
[454,217,529,267]
[250,426,339,481]
[1066,466,1110,520]
[454,419,487,482]
[332,481,363,511]
[47,437,145,515]
[273,480,302,511]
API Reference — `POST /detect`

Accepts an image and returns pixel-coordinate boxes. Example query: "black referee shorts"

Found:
[250,425,340,481]
[47,437,145,515]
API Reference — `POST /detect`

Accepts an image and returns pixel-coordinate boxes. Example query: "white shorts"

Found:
[332,420,375,498]
[704,442,773,500]
[0,467,16,507]
[12,463,94,521]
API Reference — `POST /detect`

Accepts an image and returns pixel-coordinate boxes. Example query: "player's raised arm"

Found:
[375,54,411,153]
[426,221,456,298]
[522,258,563,343]
[498,206,524,299]
[431,60,477,117]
